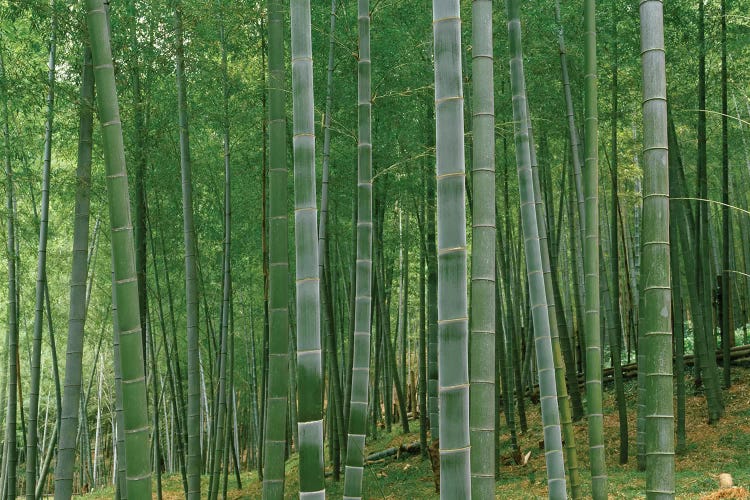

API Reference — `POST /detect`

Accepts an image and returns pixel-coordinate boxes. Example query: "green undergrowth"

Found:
[82,367,750,499]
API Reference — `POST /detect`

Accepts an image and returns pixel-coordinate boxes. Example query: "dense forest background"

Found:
[1,0,749,498]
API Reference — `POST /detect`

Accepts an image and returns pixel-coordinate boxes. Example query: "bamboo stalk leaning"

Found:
[85,0,152,496]
[505,0,567,496]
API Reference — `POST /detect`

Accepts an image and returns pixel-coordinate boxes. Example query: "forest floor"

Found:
[82,366,750,499]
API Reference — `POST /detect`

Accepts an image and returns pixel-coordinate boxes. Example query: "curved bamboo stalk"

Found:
[553,1,586,365]
[609,5,628,467]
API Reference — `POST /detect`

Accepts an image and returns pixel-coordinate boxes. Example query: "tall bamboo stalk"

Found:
[506,0,567,496]
[343,0,375,496]
[27,4,56,496]
[319,0,346,466]
[172,2,201,496]
[528,114,581,498]
[86,0,151,495]
[290,0,325,496]
[426,110,439,444]
[720,0,731,389]
[695,0,723,423]
[262,0,289,495]
[54,44,95,500]
[469,1,496,496]
[0,42,18,500]
[639,1,674,496]
[583,0,607,495]
[432,1,471,496]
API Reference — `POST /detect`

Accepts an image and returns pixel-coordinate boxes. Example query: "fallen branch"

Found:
[365,441,421,463]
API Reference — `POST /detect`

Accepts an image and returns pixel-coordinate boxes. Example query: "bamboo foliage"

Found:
[290,0,325,497]
[85,0,152,496]
[469,0,496,497]
[262,0,290,497]
[639,1,674,496]
[0,1,742,497]
[505,0,567,497]
[432,1,471,497]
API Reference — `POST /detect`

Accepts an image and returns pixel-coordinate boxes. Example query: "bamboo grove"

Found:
[0,0,748,498]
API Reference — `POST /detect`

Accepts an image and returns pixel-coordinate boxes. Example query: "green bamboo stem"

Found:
[553,0,586,354]
[432,1,471,497]
[129,0,149,384]
[1,43,19,500]
[54,44,95,500]
[86,0,152,495]
[112,288,127,498]
[583,0,607,496]
[171,2,201,496]
[695,0,723,423]
[418,205,428,458]
[670,202,686,455]
[720,0,731,389]
[146,200,189,495]
[469,1,496,496]
[262,0,290,496]
[505,0,567,496]
[319,0,346,466]
[27,5,56,495]
[667,112,716,454]
[639,2,674,496]
[290,0,325,497]
[528,114,580,498]
[148,313,164,499]
[343,0,374,496]
[426,126,439,444]
[209,8,232,500]
[609,5,628,466]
